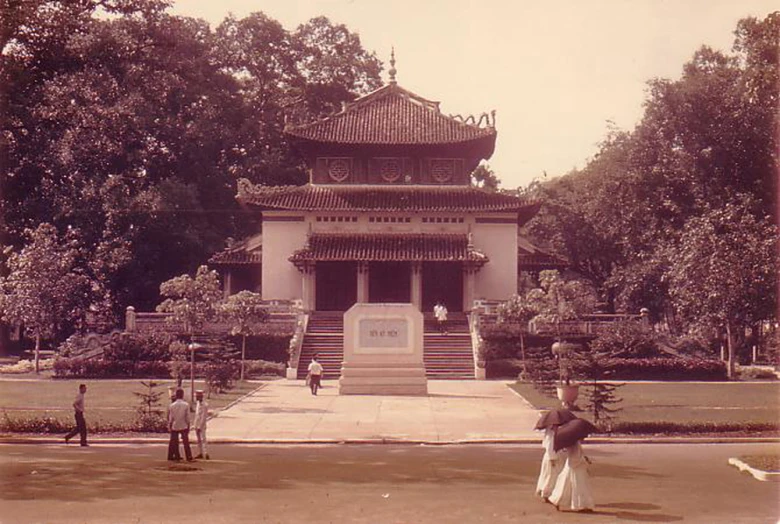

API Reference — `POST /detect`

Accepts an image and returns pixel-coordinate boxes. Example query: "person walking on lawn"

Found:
[308,354,324,395]
[64,384,88,446]
[193,389,209,460]
[167,388,193,461]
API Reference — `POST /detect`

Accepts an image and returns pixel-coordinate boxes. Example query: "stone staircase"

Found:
[422,313,475,379]
[297,311,475,381]
[297,312,344,380]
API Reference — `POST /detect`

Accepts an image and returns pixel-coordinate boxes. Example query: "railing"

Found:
[125,299,301,336]
[529,314,645,337]
[468,309,486,380]
[285,311,310,379]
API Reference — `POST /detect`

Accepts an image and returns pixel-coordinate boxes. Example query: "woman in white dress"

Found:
[549,440,594,512]
[535,426,564,500]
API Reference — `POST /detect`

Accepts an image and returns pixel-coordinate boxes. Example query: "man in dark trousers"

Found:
[64,384,88,446]
[167,388,193,461]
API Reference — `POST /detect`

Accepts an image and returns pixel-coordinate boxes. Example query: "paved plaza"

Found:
[208,379,541,442]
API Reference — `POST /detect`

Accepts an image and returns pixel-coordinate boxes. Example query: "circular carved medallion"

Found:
[430,159,454,182]
[379,158,402,182]
[328,159,351,182]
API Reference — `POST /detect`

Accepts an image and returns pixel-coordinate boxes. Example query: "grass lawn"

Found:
[0,378,262,428]
[510,381,780,426]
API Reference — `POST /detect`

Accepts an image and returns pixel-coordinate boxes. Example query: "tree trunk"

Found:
[241,335,246,381]
[34,333,40,374]
[725,322,736,379]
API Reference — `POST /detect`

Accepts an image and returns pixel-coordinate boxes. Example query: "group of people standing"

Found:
[63,383,211,461]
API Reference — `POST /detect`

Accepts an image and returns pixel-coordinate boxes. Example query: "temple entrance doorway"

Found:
[368,262,411,303]
[315,261,357,311]
[422,262,463,312]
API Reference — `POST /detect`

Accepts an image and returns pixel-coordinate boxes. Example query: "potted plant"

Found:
[552,340,581,407]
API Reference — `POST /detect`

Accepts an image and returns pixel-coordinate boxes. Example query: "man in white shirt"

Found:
[64,384,88,446]
[167,388,193,461]
[193,389,209,460]
[308,354,323,395]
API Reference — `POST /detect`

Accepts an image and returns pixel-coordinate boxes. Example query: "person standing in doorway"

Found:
[167,388,193,461]
[64,384,88,446]
[193,389,209,460]
[308,354,323,395]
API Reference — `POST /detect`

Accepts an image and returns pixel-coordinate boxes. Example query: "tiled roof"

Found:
[285,83,496,147]
[289,233,488,265]
[208,242,262,266]
[517,236,568,269]
[238,181,538,218]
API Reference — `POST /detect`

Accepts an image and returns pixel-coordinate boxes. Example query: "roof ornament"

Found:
[389,47,397,84]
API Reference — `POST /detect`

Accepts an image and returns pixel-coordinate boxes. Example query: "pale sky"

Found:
[170,0,778,189]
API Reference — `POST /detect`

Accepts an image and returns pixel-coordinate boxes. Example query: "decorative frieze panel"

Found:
[325,157,352,182]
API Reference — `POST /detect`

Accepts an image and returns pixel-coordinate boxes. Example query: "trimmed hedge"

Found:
[606,420,780,435]
[0,412,168,433]
[597,357,727,381]
[54,357,171,378]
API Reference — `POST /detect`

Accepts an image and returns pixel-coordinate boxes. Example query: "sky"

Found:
[169,0,777,189]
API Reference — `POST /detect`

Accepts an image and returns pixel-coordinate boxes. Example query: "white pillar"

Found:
[224,271,233,298]
[411,262,422,310]
[301,263,315,311]
[357,262,369,303]
[463,266,476,312]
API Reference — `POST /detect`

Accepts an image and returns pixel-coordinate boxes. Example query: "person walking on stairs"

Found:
[308,354,323,395]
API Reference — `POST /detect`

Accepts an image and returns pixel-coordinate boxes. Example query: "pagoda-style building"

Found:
[209,62,564,378]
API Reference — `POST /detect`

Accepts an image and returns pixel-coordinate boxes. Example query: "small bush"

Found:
[53,357,170,378]
[1,412,70,433]
[204,360,239,394]
[0,359,55,374]
[590,320,659,358]
[485,358,526,379]
[244,359,285,378]
[737,366,777,380]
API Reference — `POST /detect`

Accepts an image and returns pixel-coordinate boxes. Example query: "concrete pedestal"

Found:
[339,303,428,396]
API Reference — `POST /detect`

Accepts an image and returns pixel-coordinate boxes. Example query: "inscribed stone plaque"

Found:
[357,317,409,352]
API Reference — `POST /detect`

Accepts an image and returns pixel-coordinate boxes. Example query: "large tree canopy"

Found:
[0,2,382,353]
[523,13,778,353]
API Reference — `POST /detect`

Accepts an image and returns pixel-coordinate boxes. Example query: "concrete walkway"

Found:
[208,379,541,442]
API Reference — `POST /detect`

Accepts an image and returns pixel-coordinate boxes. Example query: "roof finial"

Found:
[389,47,397,84]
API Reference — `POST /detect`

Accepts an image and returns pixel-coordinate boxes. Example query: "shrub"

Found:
[53,357,170,378]
[244,359,286,378]
[589,320,659,358]
[104,332,175,362]
[479,323,527,361]
[204,360,239,394]
[587,357,727,381]
[607,421,780,435]
[0,412,168,434]
[485,358,526,379]
[0,358,54,374]
[737,366,777,380]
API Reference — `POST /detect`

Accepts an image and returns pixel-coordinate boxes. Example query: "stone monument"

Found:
[339,303,428,395]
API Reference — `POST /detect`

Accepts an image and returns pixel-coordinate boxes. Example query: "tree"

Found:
[218,290,269,381]
[470,163,501,191]
[0,224,91,372]
[156,265,222,337]
[664,198,777,378]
